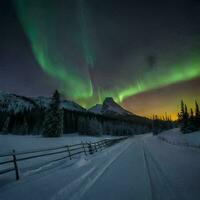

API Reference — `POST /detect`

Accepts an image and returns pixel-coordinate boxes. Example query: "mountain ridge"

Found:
[0,91,148,122]
[0,91,85,113]
[89,97,133,116]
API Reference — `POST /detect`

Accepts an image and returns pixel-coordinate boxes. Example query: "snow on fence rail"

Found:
[0,137,127,181]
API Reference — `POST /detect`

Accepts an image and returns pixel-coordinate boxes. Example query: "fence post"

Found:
[88,142,93,155]
[97,142,100,151]
[95,143,97,152]
[12,150,19,180]
[67,145,71,160]
[82,141,87,156]
[99,141,102,151]
[103,140,106,148]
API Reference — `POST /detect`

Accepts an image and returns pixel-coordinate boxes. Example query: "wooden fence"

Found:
[0,137,127,181]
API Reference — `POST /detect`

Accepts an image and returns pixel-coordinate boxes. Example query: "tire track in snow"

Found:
[50,166,96,200]
[143,140,184,200]
[140,140,153,200]
[55,139,133,200]
[71,140,133,200]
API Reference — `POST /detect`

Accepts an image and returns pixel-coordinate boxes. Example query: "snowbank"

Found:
[158,128,200,148]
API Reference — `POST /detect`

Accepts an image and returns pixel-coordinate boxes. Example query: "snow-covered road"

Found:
[80,138,152,200]
[1,133,200,200]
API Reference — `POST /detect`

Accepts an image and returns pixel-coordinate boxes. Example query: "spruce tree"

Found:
[195,101,200,130]
[184,104,189,121]
[42,90,63,137]
[179,100,189,133]
[190,108,194,119]
[195,101,200,116]
[188,108,196,132]
[181,100,185,115]
[22,117,29,135]
[183,104,189,133]
[178,100,185,123]
[2,116,10,134]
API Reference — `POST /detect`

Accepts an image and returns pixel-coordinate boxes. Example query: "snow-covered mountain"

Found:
[32,96,85,111]
[0,91,35,113]
[89,104,102,114]
[0,91,145,121]
[88,97,150,123]
[102,97,133,116]
[0,92,133,116]
[89,97,133,116]
[0,91,85,113]
[60,100,85,111]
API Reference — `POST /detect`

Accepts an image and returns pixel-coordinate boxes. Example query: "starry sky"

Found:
[0,0,200,119]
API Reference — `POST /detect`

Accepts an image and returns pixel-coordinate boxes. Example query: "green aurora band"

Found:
[14,0,94,100]
[14,0,200,108]
[78,0,95,68]
[115,56,200,102]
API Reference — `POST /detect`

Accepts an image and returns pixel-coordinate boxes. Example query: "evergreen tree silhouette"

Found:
[188,108,196,132]
[178,100,189,133]
[42,90,63,137]
[2,116,10,133]
[195,101,200,130]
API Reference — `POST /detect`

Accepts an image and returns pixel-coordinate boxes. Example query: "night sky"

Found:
[0,0,200,119]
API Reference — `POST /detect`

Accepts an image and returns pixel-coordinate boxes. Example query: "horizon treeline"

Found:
[0,90,152,136]
[151,114,175,135]
[178,100,200,133]
[3,90,196,137]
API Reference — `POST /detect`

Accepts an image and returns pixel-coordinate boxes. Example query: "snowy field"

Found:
[0,130,200,200]
[0,133,122,187]
[0,133,117,155]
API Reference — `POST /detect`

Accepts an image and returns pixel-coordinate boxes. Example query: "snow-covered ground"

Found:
[0,130,200,200]
[0,133,116,155]
[159,128,200,148]
[0,133,122,187]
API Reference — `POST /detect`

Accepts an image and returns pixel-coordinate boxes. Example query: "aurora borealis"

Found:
[14,0,94,100]
[0,0,200,119]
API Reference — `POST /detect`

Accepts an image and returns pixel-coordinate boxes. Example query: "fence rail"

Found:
[0,137,127,181]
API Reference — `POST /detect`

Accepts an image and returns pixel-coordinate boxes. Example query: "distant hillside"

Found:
[0,91,152,136]
[0,91,86,113]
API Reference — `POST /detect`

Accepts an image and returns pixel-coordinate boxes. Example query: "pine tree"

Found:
[184,104,189,120]
[183,104,189,133]
[2,116,10,133]
[181,100,185,116]
[178,100,189,133]
[195,101,200,116]
[88,117,102,136]
[178,100,184,123]
[78,115,89,134]
[42,90,63,137]
[191,108,194,118]
[22,117,29,134]
[188,108,196,132]
[195,101,200,130]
